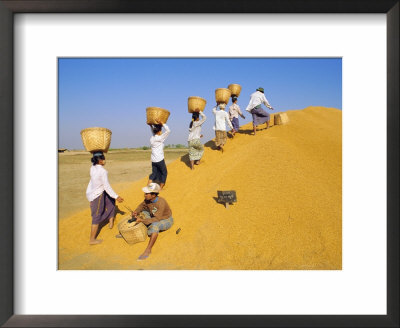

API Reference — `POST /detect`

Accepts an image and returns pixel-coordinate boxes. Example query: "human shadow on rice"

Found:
[236,128,254,135]
[180,153,191,168]
[204,140,218,150]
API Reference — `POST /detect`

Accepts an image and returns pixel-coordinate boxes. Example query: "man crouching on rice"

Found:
[132,182,174,261]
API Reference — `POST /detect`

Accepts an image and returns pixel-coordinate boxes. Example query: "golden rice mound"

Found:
[59,106,342,270]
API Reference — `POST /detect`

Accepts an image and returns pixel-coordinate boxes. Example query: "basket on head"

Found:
[80,127,112,153]
[215,88,231,104]
[274,112,289,125]
[146,107,170,125]
[228,84,242,97]
[188,96,207,113]
[117,215,148,245]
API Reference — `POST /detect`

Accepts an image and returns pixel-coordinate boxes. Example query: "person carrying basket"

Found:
[86,151,124,245]
[148,119,170,190]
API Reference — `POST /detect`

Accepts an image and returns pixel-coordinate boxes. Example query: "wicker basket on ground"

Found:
[80,127,112,153]
[146,107,170,125]
[188,96,207,113]
[228,84,242,97]
[215,88,232,104]
[274,112,289,125]
[118,215,148,245]
[268,114,274,127]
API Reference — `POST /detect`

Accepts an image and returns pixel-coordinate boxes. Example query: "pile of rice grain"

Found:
[59,106,342,270]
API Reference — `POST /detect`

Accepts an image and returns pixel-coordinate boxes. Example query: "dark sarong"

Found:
[90,191,116,225]
[149,159,168,184]
[231,117,240,131]
[251,106,270,126]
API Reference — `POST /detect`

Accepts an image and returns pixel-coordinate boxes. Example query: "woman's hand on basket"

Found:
[116,196,124,203]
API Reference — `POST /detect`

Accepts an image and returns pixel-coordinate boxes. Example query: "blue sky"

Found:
[58,58,341,149]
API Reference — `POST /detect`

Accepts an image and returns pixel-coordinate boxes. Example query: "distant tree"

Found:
[141,146,150,150]
[175,144,186,149]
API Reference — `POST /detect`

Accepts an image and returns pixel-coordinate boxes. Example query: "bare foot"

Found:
[109,218,114,229]
[89,239,102,245]
[137,250,151,261]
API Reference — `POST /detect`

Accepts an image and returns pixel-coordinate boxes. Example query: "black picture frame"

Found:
[0,0,398,327]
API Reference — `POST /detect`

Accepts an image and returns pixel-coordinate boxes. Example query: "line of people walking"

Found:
[187,86,274,167]
[84,86,274,261]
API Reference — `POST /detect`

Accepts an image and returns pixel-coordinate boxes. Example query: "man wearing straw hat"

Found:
[130,182,173,261]
[212,103,235,153]
[245,87,274,135]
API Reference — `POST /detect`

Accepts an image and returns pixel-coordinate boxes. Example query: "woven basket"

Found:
[80,127,112,153]
[146,107,170,125]
[274,112,289,125]
[215,88,231,104]
[118,215,148,245]
[268,114,274,127]
[228,84,242,97]
[188,96,206,113]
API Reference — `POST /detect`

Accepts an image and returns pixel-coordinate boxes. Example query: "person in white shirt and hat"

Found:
[148,120,171,190]
[130,182,173,261]
[212,103,235,153]
[86,151,124,245]
[245,87,274,135]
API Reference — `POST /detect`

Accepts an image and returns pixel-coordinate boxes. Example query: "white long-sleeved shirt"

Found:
[212,106,234,131]
[188,112,206,141]
[150,124,170,162]
[245,91,272,112]
[229,103,244,120]
[86,164,118,202]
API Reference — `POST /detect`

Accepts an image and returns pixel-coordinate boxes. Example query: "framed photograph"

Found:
[1,1,398,327]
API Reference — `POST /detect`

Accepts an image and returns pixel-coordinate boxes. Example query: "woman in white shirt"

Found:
[86,152,124,245]
[212,103,235,153]
[148,120,171,189]
[187,111,206,170]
